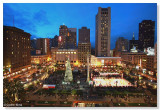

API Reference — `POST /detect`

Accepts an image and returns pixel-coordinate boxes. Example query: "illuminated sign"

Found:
[43,84,56,89]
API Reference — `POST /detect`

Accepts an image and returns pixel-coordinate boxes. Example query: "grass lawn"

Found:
[128,103,148,106]
[150,103,157,107]
[113,103,125,106]
[60,101,72,104]
[37,101,56,104]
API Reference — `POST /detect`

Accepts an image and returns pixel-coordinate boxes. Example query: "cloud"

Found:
[3,4,50,36]
[33,10,50,25]
[3,4,37,34]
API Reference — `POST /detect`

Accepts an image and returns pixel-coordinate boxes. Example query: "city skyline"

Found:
[3,3,158,107]
[3,3,157,49]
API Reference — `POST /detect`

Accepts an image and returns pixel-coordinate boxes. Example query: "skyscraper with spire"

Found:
[132,32,135,40]
[129,32,139,51]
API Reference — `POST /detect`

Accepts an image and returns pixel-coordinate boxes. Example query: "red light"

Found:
[59,36,62,42]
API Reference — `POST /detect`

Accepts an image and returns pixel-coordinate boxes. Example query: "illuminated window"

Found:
[12,52,13,54]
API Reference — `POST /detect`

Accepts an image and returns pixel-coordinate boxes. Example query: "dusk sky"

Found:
[3,3,157,49]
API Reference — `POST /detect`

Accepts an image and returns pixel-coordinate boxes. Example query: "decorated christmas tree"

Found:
[64,57,73,82]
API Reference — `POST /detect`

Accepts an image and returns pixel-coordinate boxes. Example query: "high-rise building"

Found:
[115,37,129,52]
[79,27,90,43]
[36,38,50,56]
[114,37,128,57]
[31,38,37,55]
[69,28,77,48]
[129,32,139,50]
[78,27,91,66]
[139,20,155,50]
[59,25,68,49]
[95,7,111,57]
[58,25,77,49]
[3,26,31,76]
[50,35,58,48]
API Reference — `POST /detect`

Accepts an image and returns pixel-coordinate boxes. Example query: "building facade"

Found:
[68,28,77,48]
[3,26,31,77]
[78,27,91,66]
[95,7,111,57]
[78,43,91,65]
[90,55,121,69]
[31,38,37,55]
[79,27,90,43]
[154,43,157,72]
[36,38,50,56]
[50,35,58,48]
[139,20,155,50]
[51,47,78,67]
[59,25,77,49]
[115,37,129,52]
[31,55,48,65]
[121,51,146,68]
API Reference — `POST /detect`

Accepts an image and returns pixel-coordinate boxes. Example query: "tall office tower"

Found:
[58,25,77,49]
[3,26,31,74]
[115,37,129,52]
[78,27,91,65]
[36,38,50,56]
[129,32,139,50]
[69,28,77,48]
[59,25,68,49]
[139,20,155,50]
[95,7,111,57]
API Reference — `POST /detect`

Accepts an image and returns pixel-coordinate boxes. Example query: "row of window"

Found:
[55,52,76,54]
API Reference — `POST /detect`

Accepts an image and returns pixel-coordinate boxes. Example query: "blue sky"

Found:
[3,3,157,49]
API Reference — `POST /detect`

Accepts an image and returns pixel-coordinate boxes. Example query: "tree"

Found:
[3,78,26,104]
